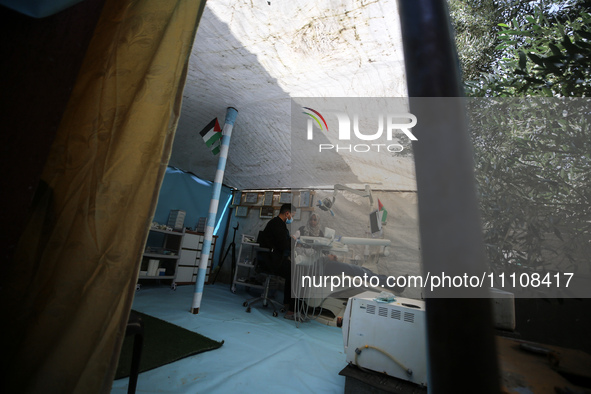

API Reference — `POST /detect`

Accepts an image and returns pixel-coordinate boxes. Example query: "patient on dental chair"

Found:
[297,213,323,238]
[293,220,406,296]
[291,214,408,323]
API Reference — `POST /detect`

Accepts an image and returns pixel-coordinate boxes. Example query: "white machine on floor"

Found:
[342,291,428,387]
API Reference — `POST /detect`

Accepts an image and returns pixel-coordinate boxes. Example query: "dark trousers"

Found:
[266,252,294,312]
[276,256,294,311]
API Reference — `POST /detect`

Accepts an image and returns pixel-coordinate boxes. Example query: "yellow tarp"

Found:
[3,0,206,392]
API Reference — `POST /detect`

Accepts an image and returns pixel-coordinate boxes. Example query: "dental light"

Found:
[316,184,374,216]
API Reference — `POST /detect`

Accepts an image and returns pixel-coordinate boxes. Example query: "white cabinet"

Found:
[231,235,270,293]
[175,231,217,285]
[138,228,184,288]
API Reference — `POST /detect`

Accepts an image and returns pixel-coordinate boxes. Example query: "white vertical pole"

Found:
[191,107,238,314]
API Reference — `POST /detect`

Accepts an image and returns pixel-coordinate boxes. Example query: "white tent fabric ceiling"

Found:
[169,0,414,191]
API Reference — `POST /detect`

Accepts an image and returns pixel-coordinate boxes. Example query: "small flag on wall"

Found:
[199,118,223,155]
[378,199,388,223]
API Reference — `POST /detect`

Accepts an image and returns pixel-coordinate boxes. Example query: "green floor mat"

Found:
[115,310,224,379]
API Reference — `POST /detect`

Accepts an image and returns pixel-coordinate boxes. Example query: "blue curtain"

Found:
[154,166,232,265]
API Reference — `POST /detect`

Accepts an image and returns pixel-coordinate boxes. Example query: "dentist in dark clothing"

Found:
[260,203,298,319]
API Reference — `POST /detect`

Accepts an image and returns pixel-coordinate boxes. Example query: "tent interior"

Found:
[2,0,590,393]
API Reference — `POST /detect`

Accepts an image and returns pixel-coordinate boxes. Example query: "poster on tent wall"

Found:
[263,191,274,206]
[232,191,242,205]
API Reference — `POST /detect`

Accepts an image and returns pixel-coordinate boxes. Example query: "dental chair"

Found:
[242,233,286,316]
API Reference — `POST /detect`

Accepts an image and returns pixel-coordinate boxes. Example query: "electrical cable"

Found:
[293,245,331,325]
[354,345,413,377]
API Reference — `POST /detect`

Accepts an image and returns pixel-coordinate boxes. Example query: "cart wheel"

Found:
[171,283,177,291]
[280,308,286,313]
[273,311,278,317]
[246,307,251,313]
[136,284,141,291]
[243,301,248,307]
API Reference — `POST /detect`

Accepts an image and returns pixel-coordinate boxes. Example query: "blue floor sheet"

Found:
[111,283,346,393]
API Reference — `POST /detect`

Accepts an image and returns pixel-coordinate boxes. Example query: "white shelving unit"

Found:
[231,234,270,293]
[175,231,217,285]
[137,227,184,290]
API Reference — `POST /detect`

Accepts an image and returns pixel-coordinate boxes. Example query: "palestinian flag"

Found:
[199,118,223,155]
[378,199,388,223]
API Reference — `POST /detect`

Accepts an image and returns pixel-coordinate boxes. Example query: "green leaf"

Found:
[518,51,527,70]
[544,55,564,63]
[549,43,563,57]
[528,53,545,66]
[562,35,577,51]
